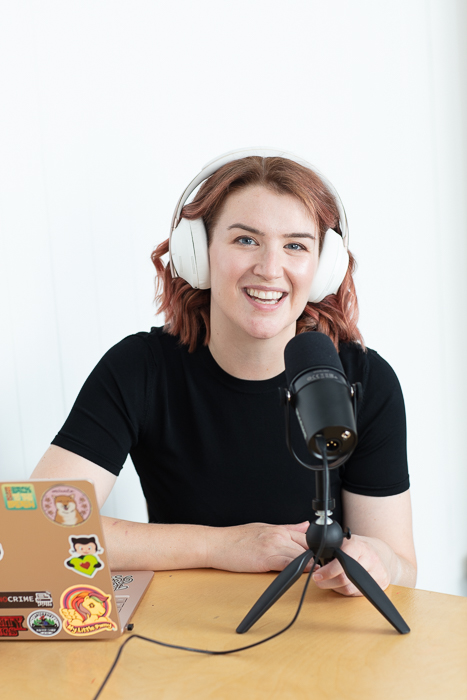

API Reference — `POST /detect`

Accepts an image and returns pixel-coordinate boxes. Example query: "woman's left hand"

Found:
[311,534,395,596]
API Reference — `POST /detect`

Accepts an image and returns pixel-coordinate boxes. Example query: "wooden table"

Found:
[2,569,466,699]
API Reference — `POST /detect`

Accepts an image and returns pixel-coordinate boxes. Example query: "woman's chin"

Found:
[240,320,296,342]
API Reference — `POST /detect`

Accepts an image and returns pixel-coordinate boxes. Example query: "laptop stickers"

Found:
[0,480,123,640]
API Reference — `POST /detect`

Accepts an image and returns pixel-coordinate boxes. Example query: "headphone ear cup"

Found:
[170,218,211,289]
[308,229,349,303]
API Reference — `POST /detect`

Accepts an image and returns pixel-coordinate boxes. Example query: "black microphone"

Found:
[284,332,358,467]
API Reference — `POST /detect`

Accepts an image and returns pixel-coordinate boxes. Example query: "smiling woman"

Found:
[31,150,416,597]
[154,154,362,353]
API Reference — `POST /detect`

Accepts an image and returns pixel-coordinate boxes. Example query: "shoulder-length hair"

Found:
[151,156,364,352]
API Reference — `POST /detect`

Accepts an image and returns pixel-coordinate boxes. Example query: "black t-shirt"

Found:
[52,327,409,528]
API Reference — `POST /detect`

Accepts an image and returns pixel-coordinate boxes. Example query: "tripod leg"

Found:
[236,550,314,634]
[334,548,410,634]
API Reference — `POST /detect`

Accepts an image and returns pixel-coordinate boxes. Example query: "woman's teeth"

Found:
[245,288,284,304]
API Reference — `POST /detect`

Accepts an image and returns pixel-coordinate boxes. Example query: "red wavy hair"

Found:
[151,156,364,352]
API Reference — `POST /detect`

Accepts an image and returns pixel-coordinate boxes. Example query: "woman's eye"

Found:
[236,236,257,246]
[285,242,306,251]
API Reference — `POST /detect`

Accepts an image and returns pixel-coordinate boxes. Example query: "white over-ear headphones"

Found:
[169,148,349,303]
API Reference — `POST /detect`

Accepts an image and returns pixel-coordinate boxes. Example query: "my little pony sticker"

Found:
[41,485,91,527]
[65,534,104,578]
[60,585,117,636]
[2,483,37,510]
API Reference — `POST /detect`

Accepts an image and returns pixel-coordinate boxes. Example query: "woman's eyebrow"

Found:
[227,223,315,239]
[283,232,316,240]
[227,223,264,234]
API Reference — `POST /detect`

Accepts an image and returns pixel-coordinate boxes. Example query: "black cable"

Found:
[92,465,330,700]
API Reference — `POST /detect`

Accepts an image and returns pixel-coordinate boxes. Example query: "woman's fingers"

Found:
[206,524,394,593]
[312,559,359,596]
[311,535,392,595]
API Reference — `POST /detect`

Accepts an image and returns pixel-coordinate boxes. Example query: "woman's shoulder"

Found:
[103,326,183,362]
[339,341,402,392]
[339,341,405,436]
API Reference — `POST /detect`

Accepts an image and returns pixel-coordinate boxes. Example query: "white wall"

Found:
[1,0,466,595]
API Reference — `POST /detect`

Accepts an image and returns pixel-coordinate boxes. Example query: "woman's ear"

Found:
[308,229,349,302]
[170,217,211,289]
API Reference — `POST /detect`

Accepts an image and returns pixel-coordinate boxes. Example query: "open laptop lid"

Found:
[0,479,152,640]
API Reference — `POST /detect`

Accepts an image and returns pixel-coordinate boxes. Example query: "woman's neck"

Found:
[208,324,296,380]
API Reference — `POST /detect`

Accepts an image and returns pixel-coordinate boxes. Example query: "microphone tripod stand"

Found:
[236,436,410,635]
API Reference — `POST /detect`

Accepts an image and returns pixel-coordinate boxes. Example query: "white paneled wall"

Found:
[0,0,466,595]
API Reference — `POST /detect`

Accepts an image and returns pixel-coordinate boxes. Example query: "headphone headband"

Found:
[170,147,349,243]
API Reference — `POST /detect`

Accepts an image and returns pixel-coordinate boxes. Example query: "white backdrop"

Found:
[1,0,466,595]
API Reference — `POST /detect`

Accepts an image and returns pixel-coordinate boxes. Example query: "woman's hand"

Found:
[205,521,312,573]
[312,534,402,596]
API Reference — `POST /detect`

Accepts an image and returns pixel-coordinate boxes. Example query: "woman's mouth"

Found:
[244,288,286,305]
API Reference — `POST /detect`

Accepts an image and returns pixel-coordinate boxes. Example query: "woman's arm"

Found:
[31,446,312,573]
[32,445,117,508]
[312,489,417,594]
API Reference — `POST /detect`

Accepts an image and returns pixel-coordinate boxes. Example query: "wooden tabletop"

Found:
[2,569,467,699]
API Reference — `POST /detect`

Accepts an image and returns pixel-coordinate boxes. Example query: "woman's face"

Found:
[209,185,320,346]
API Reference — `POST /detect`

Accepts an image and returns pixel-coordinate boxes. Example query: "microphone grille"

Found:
[284,332,344,385]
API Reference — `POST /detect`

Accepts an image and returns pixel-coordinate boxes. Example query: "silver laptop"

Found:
[0,479,153,640]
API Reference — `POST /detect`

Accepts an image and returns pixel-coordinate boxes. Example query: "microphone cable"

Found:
[92,455,330,700]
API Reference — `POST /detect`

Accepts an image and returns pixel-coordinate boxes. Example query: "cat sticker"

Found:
[64,535,104,578]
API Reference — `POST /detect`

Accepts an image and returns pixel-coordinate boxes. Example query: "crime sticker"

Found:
[0,615,28,637]
[0,591,53,609]
[41,484,91,527]
[64,534,104,578]
[2,484,37,511]
[27,611,62,637]
[60,585,117,637]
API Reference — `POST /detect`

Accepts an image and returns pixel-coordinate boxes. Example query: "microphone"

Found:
[236,333,410,637]
[284,332,358,467]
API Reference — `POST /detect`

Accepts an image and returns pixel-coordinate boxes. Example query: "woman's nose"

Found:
[252,247,282,280]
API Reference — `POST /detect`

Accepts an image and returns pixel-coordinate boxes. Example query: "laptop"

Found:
[0,479,153,640]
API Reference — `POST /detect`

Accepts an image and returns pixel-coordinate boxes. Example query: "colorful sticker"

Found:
[0,615,28,637]
[27,610,62,637]
[0,543,3,560]
[60,585,117,636]
[64,534,104,578]
[41,485,91,526]
[2,484,37,511]
[0,591,53,609]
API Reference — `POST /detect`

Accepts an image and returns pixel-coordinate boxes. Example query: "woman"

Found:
[32,149,417,595]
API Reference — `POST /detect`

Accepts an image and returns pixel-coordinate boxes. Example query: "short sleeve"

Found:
[51,335,154,475]
[341,349,410,497]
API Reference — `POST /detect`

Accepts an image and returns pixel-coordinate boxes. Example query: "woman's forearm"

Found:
[102,516,210,570]
[101,516,313,573]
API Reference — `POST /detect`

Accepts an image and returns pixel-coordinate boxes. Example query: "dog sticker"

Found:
[41,485,91,526]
